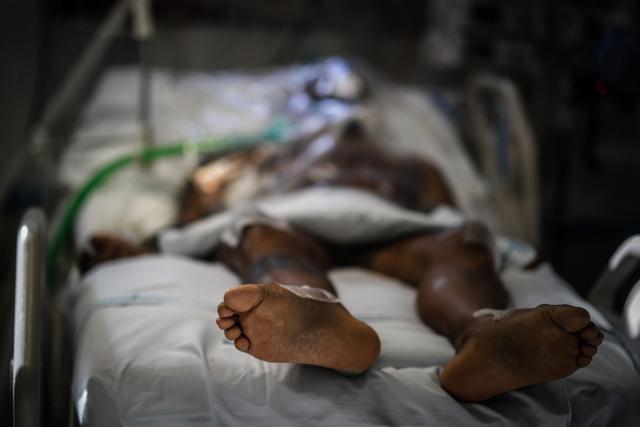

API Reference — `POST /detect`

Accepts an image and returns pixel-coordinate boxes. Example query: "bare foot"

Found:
[440,304,604,402]
[215,283,380,373]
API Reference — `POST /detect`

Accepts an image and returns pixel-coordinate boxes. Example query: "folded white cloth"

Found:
[158,186,536,270]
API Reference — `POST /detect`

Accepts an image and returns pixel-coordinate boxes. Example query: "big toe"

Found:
[548,304,591,333]
[224,284,264,313]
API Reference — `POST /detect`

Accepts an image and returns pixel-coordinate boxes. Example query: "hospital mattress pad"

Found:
[70,256,640,426]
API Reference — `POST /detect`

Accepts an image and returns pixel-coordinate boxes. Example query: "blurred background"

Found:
[1,0,639,423]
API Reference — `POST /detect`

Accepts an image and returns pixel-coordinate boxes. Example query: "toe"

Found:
[234,336,250,352]
[216,317,235,330]
[580,323,604,346]
[579,322,598,339]
[225,326,242,340]
[580,344,598,357]
[224,285,265,313]
[548,305,591,333]
[576,354,592,367]
[588,332,604,347]
[217,302,235,318]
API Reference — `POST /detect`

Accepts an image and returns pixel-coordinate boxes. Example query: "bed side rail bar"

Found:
[589,236,640,345]
[12,209,47,427]
[467,75,539,245]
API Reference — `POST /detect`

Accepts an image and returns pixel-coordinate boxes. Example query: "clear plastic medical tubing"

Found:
[47,120,289,287]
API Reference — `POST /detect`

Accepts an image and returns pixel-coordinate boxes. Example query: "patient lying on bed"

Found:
[80,122,604,403]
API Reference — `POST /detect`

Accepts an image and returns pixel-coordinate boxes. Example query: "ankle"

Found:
[261,269,334,291]
[449,316,491,351]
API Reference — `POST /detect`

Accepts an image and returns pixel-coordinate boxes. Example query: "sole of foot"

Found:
[440,304,604,402]
[216,283,380,374]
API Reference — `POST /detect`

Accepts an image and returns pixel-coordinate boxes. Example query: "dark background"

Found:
[2,0,639,424]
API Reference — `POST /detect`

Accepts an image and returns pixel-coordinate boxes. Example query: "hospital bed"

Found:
[10,5,640,427]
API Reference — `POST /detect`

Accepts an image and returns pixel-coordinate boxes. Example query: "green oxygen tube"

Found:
[48,119,290,287]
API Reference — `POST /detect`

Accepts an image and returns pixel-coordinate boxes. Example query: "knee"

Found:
[238,224,332,267]
[216,224,297,271]
[408,222,490,254]
[441,222,495,267]
[451,222,493,249]
[240,224,288,248]
[408,222,494,268]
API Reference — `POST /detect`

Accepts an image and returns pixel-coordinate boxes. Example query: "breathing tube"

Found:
[47,119,290,286]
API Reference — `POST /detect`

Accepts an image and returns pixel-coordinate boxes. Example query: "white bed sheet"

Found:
[71,256,640,427]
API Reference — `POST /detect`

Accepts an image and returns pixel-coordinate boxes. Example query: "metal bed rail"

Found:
[12,209,47,427]
[467,75,539,246]
[589,235,640,356]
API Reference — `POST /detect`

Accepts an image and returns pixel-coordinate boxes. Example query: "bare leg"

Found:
[215,224,336,292]
[359,223,507,344]
[215,224,380,373]
[360,222,604,401]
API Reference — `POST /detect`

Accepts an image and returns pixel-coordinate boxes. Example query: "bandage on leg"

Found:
[278,283,340,303]
[472,308,510,321]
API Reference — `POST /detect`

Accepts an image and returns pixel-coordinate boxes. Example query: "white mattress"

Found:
[70,256,640,426]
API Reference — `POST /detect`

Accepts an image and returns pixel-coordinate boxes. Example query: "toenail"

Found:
[216,318,234,329]
[594,332,604,344]
[217,303,226,315]
[234,337,250,352]
[576,307,590,318]
[218,302,235,318]
[225,326,241,340]
[581,344,597,357]
[576,355,591,367]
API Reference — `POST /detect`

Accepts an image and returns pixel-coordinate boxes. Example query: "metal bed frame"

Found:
[9,2,640,426]
[12,210,46,427]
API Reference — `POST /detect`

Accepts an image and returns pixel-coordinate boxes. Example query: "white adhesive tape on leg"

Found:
[472,308,510,321]
[278,284,340,303]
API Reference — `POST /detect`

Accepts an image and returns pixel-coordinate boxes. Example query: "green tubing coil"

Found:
[48,120,289,286]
